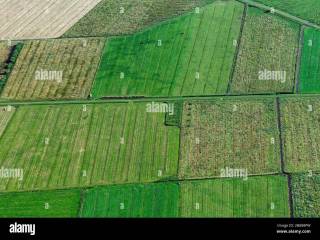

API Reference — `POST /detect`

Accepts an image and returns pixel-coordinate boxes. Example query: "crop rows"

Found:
[180,175,289,217]
[0,102,179,192]
[0,0,102,40]
[0,106,15,138]
[231,7,299,94]
[1,38,105,100]
[92,1,243,98]
[81,183,180,217]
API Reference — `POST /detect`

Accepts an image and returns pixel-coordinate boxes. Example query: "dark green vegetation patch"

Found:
[80,182,179,217]
[0,189,81,217]
[92,1,243,98]
[165,101,183,127]
[292,173,320,217]
[299,28,320,93]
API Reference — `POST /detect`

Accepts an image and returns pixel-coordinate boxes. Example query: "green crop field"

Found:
[280,97,320,173]
[81,182,179,217]
[0,102,179,192]
[0,42,11,80]
[179,98,280,179]
[255,0,320,25]
[231,7,299,94]
[180,176,289,217]
[1,38,105,100]
[0,106,15,138]
[299,28,320,93]
[64,0,219,38]
[92,1,243,98]
[0,189,80,217]
[291,173,320,217]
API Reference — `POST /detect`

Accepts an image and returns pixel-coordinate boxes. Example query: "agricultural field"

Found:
[291,173,320,218]
[1,38,105,100]
[81,183,179,217]
[92,1,244,98]
[299,28,320,93]
[255,0,320,25]
[180,176,290,217]
[179,98,280,179]
[0,189,81,217]
[0,106,15,138]
[0,102,179,192]
[64,0,219,37]
[0,0,102,40]
[280,97,320,173]
[231,7,299,94]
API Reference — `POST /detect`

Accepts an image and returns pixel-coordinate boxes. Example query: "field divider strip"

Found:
[287,174,294,218]
[276,97,285,174]
[227,3,247,94]
[237,0,320,30]
[294,25,305,93]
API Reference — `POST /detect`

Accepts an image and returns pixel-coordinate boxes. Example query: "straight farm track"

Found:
[0,102,179,192]
[1,38,105,100]
[0,0,102,40]
[92,1,244,98]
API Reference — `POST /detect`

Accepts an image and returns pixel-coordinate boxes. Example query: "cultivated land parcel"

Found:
[0,102,179,192]
[92,1,243,97]
[0,0,320,218]
[1,38,105,100]
[0,0,102,40]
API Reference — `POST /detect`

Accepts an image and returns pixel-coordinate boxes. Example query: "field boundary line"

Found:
[3,92,320,107]
[287,174,294,218]
[237,0,320,30]
[276,97,285,174]
[78,188,86,217]
[0,172,288,195]
[295,25,305,93]
[88,38,107,99]
[227,3,247,94]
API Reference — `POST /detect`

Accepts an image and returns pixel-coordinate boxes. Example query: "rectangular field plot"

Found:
[0,106,15,138]
[231,7,299,94]
[299,28,320,93]
[0,189,80,217]
[179,98,280,179]
[1,38,105,100]
[291,173,320,217]
[255,0,320,25]
[0,102,179,192]
[180,176,290,217]
[280,97,320,172]
[81,183,179,217]
[92,1,243,98]
[0,0,102,40]
[64,0,220,38]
